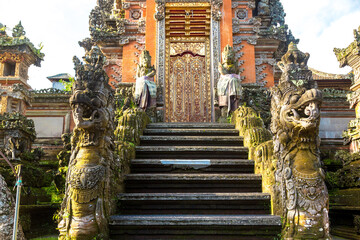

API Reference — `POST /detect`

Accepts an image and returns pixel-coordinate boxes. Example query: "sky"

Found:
[0,0,359,89]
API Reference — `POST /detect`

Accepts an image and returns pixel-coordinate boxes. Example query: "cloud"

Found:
[1,0,359,88]
[0,0,97,89]
[281,0,359,74]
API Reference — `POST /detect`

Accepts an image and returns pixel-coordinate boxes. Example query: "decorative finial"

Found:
[12,21,26,38]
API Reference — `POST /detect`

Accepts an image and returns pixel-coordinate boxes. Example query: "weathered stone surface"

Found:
[0,174,25,240]
[143,128,239,136]
[271,43,331,239]
[217,45,243,119]
[146,123,235,129]
[58,46,116,239]
[110,214,281,226]
[134,50,157,113]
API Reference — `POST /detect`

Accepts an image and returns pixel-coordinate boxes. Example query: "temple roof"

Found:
[0,21,44,66]
[47,73,73,82]
[310,67,353,90]
[310,67,352,80]
[333,25,360,68]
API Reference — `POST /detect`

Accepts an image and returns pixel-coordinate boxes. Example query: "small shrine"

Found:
[0,21,44,114]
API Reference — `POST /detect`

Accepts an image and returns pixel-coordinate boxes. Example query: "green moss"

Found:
[43,182,64,204]
[322,158,342,166]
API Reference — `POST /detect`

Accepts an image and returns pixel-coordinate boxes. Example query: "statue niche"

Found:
[271,42,331,239]
[217,45,242,118]
[134,50,157,110]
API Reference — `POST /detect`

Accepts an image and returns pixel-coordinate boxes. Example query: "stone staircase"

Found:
[109,123,281,239]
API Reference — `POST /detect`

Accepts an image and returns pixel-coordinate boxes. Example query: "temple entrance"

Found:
[164,3,212,122]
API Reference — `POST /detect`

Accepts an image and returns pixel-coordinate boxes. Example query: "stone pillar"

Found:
[334,26,360,153]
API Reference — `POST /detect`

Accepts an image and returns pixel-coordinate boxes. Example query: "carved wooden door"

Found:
[164,4,212,122]
[165,40,211,122]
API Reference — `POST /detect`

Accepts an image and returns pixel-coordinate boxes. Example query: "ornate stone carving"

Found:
[277,42,313,88]
[0,21,44,66]
[58,46,116,240]
[255,53,276,66]
[233,35,258,45]
[137,18,146,33]
[217,45,242,119]
[211,0,223,21]
[257,0,270,16]
[0,52,23,63]
[155,0,165,21]
[134,50,157,112]
[211,17,221,86]
[248,0,256,9]
[235,9,247,20]
[131,9,142,20]
[256,65,267,84]
[12,21,26,38]
[270,44,331,239]
[0,112,36,160]
[232,2,242,9]
[122,2,131,10]
[89,0,114,39]
[334,26,360,153]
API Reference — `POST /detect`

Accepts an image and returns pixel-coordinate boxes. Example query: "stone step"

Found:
[135,146,249,159]
[143,128,239,136]
[117,193,271,215]
[139,135,243,146]
[130,159,254,173]
[125,173,262,193]
[146,123,235,129]
[109,214,281,240]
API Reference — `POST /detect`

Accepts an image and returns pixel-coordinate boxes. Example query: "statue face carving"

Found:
[221,45,235,65]
[280,89,321,134]
[139,50,151,68]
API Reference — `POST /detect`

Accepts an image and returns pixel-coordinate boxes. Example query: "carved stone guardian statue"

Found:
[217,45,242,118]
[134,50,157,110]
[58,46,116,240]
[271,42,331,239]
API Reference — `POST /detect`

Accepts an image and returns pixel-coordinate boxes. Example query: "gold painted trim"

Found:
[166,3,211,7]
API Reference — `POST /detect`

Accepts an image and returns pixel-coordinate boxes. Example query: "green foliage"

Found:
[325,150,360,190]
[43,182,64,204]
[335,150,360,166]
[59,77,75,92]
[241,87,271,128]
[227,113,232,123]
[20,148,45,162]
[38,42,44,51]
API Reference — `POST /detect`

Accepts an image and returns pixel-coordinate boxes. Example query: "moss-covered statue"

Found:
[58,46,116,240]
[134,50,157,110]
[271,42,331,239]
[217,45,242,116]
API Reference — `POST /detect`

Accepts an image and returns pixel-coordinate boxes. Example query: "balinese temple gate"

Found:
[93,0,295,122]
